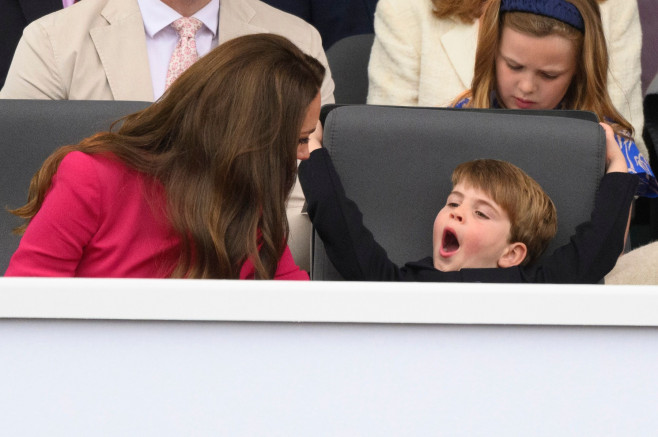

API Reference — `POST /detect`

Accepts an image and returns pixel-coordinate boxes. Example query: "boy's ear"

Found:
[497,242,527,268]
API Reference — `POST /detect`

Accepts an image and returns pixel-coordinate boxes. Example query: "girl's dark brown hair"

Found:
[11,34,325,279]
[456,0,632,137]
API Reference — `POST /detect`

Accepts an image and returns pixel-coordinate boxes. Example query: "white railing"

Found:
[1,278,657,436]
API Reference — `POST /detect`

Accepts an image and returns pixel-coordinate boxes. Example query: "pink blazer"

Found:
[5,152,308,279]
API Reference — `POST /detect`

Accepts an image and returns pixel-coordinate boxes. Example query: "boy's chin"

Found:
[434,256,501,271]
[433,258,461,272]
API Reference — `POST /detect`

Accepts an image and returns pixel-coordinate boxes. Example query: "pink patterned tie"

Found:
[165,17,203,89]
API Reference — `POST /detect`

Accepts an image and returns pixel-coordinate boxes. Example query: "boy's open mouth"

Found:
[441,228,460,256]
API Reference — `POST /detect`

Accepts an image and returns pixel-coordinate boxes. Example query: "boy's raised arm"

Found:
[299,148,404,281]
[525,173,637,283]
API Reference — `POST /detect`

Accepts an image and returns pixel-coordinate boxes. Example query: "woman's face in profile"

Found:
[297,91,321,160]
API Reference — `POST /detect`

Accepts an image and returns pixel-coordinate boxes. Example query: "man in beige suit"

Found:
[0,0,334,102]
[1,0,335,273]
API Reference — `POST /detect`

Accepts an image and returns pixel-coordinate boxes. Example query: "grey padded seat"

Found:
[0,99,151,273]
[326,33,375,104]
[312,105,605,280]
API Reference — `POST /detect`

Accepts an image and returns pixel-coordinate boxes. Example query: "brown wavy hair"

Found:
[455,0,632,137]
[452,159,557,265]
[11,34,325,279]
[431,0,489,24]
[432,0,606,23]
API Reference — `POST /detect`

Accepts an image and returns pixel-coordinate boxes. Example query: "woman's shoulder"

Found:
[57,151,142,195]
[60,151,131,177]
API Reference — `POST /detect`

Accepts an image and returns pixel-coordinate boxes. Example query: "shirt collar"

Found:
[138,0,220,38]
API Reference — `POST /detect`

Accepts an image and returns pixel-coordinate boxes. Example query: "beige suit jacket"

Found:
[367,0,646,156]
[1,0,335,273]
[605,241,658,285]
[0,0,335,104]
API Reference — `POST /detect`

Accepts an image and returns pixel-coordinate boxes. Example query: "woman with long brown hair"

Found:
[5,33,323,279]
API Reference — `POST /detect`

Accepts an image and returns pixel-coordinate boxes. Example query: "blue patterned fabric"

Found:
[500,0,585,31]
[616,135,658,197]
[453,97,658,198]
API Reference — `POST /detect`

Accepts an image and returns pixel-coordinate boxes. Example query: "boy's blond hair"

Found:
[452,159,557,265]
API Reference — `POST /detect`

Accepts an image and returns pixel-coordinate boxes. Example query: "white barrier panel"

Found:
[1,278,658,436]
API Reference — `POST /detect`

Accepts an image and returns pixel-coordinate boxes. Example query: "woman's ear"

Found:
[497,242,528,268]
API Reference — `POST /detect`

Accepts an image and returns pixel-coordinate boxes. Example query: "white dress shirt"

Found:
[138,0,219,99]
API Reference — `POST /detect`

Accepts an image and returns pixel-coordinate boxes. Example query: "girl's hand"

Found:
[600,122,627,174]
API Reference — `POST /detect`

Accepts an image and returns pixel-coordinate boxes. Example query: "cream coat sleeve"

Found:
[600,0,646,157]
[367,0,423,105]
[366,0,476,107]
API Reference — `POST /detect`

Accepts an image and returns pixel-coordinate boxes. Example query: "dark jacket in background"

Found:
[261,0,378,50]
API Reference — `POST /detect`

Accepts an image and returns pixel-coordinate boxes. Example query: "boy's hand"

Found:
[600,122,627,174]
[309,121,324,153]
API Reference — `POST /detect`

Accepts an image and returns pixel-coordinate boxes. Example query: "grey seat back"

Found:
[326,34,375,104]
[0,99,151,273]
[312,105,604,280]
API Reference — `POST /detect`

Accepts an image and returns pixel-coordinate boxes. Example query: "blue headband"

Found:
[500,0,585,32]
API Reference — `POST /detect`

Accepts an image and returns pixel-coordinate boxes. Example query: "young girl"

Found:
[453,0,657,198]
[367,0,645,158]
[5,34,323,279]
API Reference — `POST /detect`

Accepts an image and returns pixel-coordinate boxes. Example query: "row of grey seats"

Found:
[0,99,608,279]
